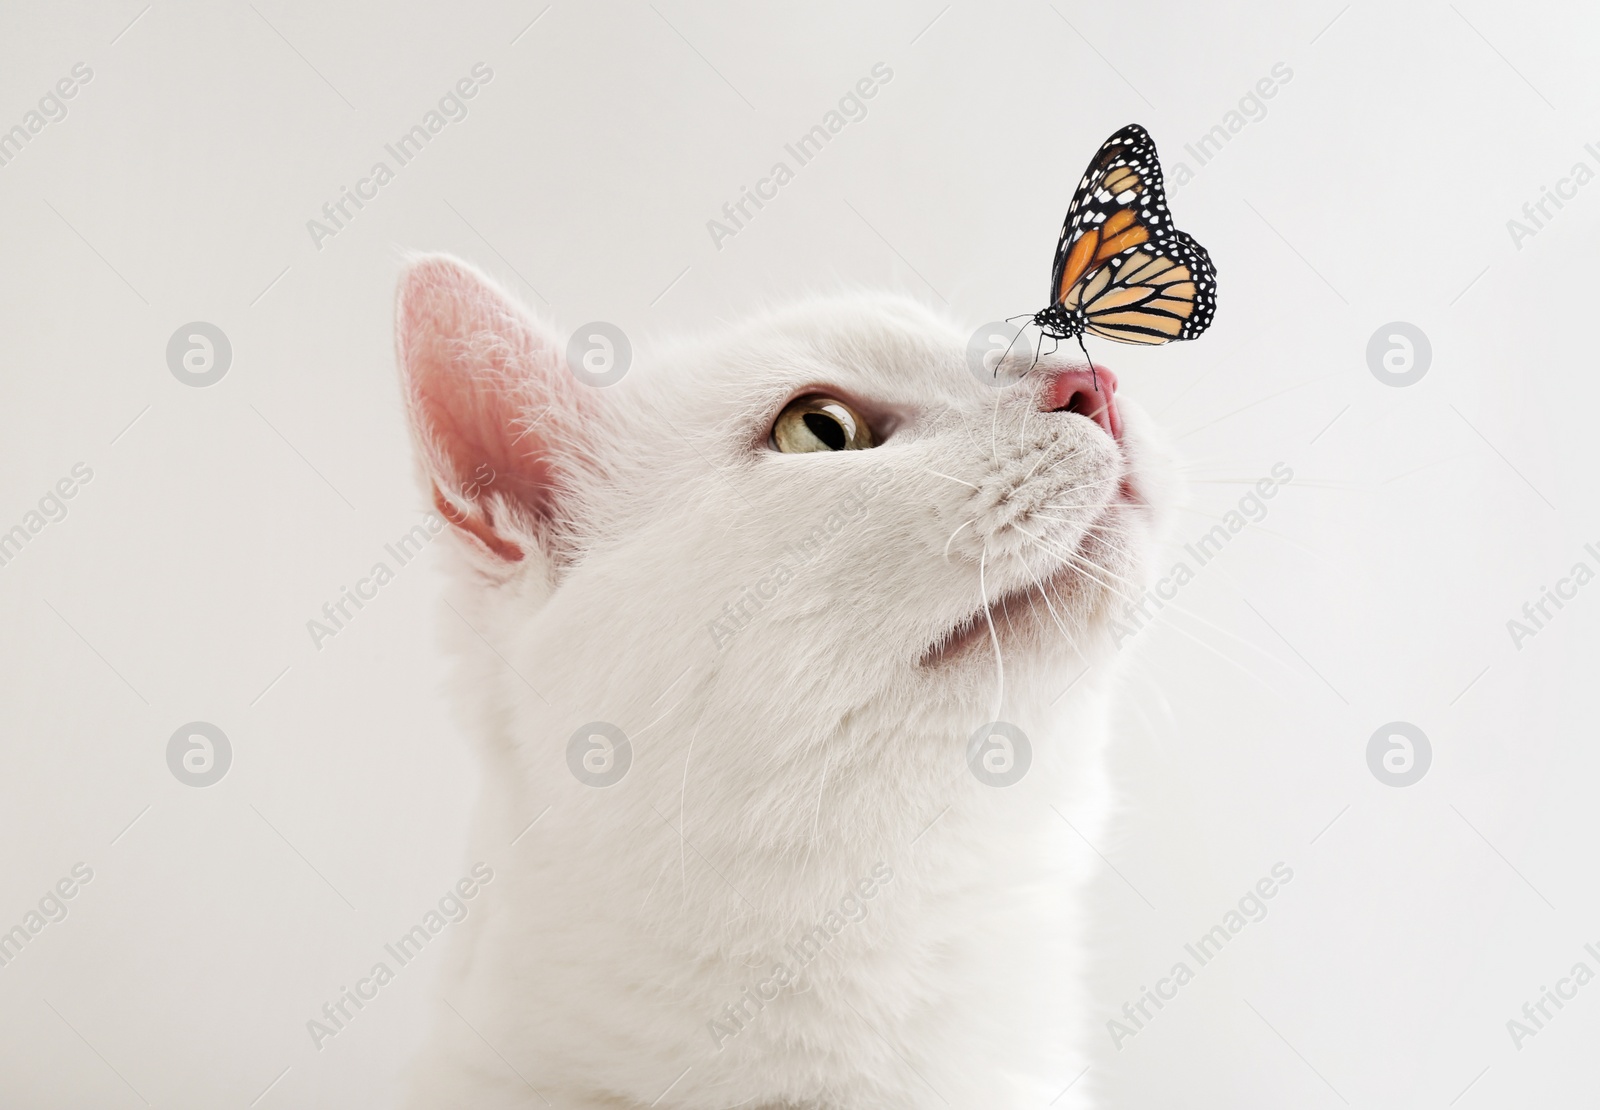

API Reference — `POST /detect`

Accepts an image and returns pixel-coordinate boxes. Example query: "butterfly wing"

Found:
[1076,232,1218,344]
[1048,123,1217,344]
[1048,124,1172,306]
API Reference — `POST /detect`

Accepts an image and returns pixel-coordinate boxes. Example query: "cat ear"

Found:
[395,253,594,569]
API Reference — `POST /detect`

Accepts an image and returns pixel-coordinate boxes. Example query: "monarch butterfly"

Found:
[1023,123,1217,381]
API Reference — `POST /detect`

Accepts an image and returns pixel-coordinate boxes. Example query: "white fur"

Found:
[395,256,1178,1109]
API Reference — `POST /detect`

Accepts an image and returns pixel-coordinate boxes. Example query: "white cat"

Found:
[395,254,1177,1109]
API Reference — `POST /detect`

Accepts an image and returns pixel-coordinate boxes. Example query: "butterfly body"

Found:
[1030,298,1090,341]
[1032,124,1217,355]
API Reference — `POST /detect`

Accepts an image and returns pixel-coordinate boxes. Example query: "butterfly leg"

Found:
[1028,327,1047,374]
[1041,333,1062,372]
[1076,333,1097,392]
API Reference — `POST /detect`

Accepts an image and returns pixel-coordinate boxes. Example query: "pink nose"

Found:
[1042,365,1121,440]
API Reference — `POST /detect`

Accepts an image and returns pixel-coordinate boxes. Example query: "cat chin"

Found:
[918,569,1136,681]
[919,418,1169,675]
[921,564,1082,669]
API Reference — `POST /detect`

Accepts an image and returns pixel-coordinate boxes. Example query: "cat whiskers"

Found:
[1108,591,1281,691]
[1066,520,1294,689]
[990,390,1004,467]
[640,852,673,910]
[1017,556,1084,655]
[630,668,697,743]
[1035,481,1138,524]
[978,547,1006,715]
[801,753,832,875]
[919,466,982,492]
[1011,524,1142,608]
[1037,469,1121,492]
[1031,511,1112,528]
[944,519,974,564]
[1171,504,1330,564]
[1021,440,1083,485]
[1036,495,1118,513]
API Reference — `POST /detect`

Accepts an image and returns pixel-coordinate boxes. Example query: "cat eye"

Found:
[771,395,875,453]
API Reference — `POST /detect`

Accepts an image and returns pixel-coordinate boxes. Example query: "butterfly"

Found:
[1020,123,1217,379]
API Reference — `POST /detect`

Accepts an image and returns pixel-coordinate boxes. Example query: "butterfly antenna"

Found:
[1077,333,1097,391]
[993,322,1028,379]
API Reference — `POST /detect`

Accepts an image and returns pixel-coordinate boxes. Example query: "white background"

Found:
[1,1,1597,1106]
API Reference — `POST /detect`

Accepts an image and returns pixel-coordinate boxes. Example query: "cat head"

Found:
[396,254,1176,808]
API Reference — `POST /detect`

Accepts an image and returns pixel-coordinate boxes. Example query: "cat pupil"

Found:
[803,412,847,450]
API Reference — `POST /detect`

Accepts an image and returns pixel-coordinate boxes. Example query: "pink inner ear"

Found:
[398,256,589,560]
[432,484,525,562]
